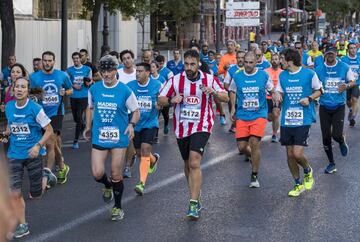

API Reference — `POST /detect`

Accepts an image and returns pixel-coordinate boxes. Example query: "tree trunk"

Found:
[0,0,16,69]
[91,0,102,65]
[141,21,145,50]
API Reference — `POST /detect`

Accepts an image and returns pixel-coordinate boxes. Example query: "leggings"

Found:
[70,98,88,141]
[319,105,345,146]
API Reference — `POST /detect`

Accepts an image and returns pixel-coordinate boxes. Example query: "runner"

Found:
[307,41,322,62]
[158,49,229,219]
[255,48,271,70]
[260,41,272,61]
[118,49,137,178]
[341,42,360,127]
[83,55,140,221]
[4,77,55,238]
[30,51,72,185]
[207,51,219,76]
[127,63,161,195]
[315,46,356,173]
[32,58,42,72]
[200,42,209,63]
[67,52,92,149]
[294,41,314,68]
[79,49,101,82]
[218,40,237,76]
[155,55,174,81]
[1,55,16,86]
[229,51,274,188]
[167,49,184,76]
[142,49,152,64]
[274,48,323,197]
[265,53,282,142]
[223,50,246,133]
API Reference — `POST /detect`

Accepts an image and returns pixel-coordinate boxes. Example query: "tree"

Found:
[83,0,150,64]
[0,0,15,69]
[159,0,201,48]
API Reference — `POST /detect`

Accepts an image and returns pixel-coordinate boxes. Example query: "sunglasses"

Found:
[295,47,302,49]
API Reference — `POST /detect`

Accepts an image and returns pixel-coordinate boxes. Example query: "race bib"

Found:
[99,126,120,143]
[325,78,341,93]
[242,97,259,110]
[10,123,30,135]
[285,107,303,126]
[43,94,59,105]
[180,105,201,122]
[74,76,84,86]
[137,96,152,111]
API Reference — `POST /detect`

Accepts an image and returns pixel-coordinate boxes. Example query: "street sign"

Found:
[225,18,260,27]
[226,1,260,10]
[226,10,260,18]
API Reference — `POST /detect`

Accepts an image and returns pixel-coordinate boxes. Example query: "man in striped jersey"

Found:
[158,49,229,220]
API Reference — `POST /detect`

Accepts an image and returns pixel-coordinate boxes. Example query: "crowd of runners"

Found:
[1,25,360,240]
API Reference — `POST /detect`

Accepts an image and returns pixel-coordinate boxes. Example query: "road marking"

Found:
[26,150,238,242]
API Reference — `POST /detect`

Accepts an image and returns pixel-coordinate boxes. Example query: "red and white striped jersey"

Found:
[159,71,226,139]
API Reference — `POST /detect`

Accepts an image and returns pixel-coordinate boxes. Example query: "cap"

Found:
[98,55,119,71]
[324,46,337,55]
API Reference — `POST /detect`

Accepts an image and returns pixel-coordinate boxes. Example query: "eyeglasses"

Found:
[295,47,302,49]
[339,45,345,47]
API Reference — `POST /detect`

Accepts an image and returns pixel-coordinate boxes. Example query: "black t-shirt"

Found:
[84,61,99,75]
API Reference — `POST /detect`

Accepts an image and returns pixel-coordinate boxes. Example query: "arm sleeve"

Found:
[212,76,226,92]
[88,90,94,108]
[307,56,314,67]
[266,75,274,91]
[346,68,356,82]
[36,108,51,128]
[229,79,237,92]
[159,77,175,98]
[125,92,139,112]
[275,79,284,93]
[311,72,322,90]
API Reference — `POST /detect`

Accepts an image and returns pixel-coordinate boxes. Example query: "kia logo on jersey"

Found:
[184,96,200,105]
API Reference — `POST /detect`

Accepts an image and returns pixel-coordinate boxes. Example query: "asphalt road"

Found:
[16,107,360,242]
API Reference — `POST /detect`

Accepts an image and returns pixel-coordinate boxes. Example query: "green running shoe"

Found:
[148,153,160,174]
[111,207,124,221]
[57,164,70,184]
[187,200,199,220]
[304,167,314,190]
[14,223,30,238]
[288,184,305,197]
[134,182,145,196]
[102,187,113,203]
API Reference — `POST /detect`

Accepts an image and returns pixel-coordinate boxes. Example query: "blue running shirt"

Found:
[67,65,92,98]
[127,78,162,131]
[6,99,51,159]
[229,68,274,121]
[88,80,138,148]
[30,70,72,117]
[276,67,322,127]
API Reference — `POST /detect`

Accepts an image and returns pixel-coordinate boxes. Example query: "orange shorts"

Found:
[235,118,267,140]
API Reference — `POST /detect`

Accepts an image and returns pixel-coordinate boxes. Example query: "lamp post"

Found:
[101,1,110,57]
[200,0,205,45]
[61,0,68,70]
[216,0,221,53]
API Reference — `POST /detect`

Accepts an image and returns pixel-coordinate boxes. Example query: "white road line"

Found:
[26,150,238,242]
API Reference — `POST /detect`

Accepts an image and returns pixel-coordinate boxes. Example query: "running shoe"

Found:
[271,135,279,143]
[111,207,124,221]
[288,184,305,197]
[187,201,199,220]
[134,182,145,195]
[244,156,251,162]
[350,119,356,127]
[348,111,353,121]
[102,187,113,203]
[14,223,30,238]
[148,153,160,174]
[43,168,57,189]
[57,164,70,184]
[220,116,227,125]
[229,126,236,133]
[325,163,337,174]
[249,175,260,188]
[339,141,349,157]
[123,166,132,178]
[197,191,202,211]
[163,125,169,135]
[72,142,79,149]
[154,137,159,144]
[303,167,314,190]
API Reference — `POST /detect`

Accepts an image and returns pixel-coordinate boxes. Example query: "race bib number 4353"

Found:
[99,127,120,143]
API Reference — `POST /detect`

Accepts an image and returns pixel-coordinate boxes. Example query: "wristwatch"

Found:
[129,122,135,127]
[307,96,313,102]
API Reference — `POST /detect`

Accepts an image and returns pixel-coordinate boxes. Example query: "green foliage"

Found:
[159,0,201,23]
